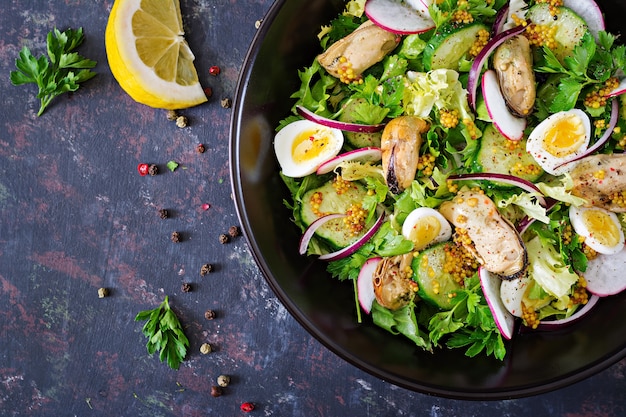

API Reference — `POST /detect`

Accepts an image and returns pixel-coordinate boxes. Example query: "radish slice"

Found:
[357,257,382,314]
[500,273,532,317]
[447,173,547,207]
[316,147,382,175]
[299,213,346,255]
[535,295,599,329]
[554,98,619,171]
[482,70,527,141]
[468,25,527,111]
[606,78,626,98]
[364,0,435,35]
[319,211,385,261]
[296,105,386,133]
[584,247,626,296]
[479,267,515,340]
[562,0,605,40]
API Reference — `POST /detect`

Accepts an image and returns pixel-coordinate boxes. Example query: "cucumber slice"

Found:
[338,98,382,148]
[527,4,588,62]
[472,124,544,185]
[300,179,369,248]
[412,242,464,310]
[423,22,489,71]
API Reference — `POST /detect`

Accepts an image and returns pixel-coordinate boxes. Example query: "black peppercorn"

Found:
[210,386,222,397]
[220,98,232,108]
[171,232,181,243]
[181,283,192,293]
[204,309,216,320]
[228,226,240,238]
[148,164,158,176]
[218,234,229,244]
[200,263,214,275]
[159,209,169,219]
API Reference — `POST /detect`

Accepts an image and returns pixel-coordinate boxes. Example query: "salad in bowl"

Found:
[272,0,626,360]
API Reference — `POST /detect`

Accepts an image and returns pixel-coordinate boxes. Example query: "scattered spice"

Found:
[148,164,158,176]
[204,87,213,97]
[218,234,229,244]
[196,143,206,153]
[98,287,109,298]
[200,263,214,275]
[220,98,232,108]
[217,374,230,387]
[240,402,255,412]
[209,65,221,76]
[181,282,192,293]
[255,20,262,29]
[200,343,212,354]
[167,160,179,172]
[228,226,240,238]
[166,109,178,121]
[210,386,222,397]
[158,209,169,219]
[201,203,211,211]
[171,231,181,243]
[204,309,216,320]
[176,115,188,128]
[137,163,149,176]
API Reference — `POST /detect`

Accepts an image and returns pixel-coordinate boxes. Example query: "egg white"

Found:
[526,109,591,175]
[569,205,625,255]
[401,207,452,250]
[274,119,344,178]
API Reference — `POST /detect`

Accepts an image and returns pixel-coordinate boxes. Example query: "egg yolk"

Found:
[542,114,586,158]
[408,216,441,250]
[292,128,332,163]
[582,209,621,248]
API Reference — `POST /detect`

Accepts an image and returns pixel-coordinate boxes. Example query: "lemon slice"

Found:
[105,0,207,109]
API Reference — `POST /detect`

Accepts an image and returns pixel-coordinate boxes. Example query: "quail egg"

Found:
[274,119,344,178]
[401,207,452,251]
[569,205,625,255]
[526,109,591,175]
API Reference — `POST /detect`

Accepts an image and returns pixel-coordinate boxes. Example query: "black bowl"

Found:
[230,0,626,399]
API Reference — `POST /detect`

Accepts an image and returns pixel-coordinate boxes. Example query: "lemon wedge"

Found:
[105,0,207,109]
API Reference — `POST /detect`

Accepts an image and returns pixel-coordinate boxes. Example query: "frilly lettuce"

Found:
[403,69,480,140]
[344,0,366,18]
[497,192,549,224]
[536,174,587,206]
[526,236,579,298]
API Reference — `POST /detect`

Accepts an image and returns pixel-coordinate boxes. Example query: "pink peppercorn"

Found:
[240,402,255,412]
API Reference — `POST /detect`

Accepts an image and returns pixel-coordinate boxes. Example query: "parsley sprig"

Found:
[135,296,189,370]
[10,27,97,116]
[535,31,626,113]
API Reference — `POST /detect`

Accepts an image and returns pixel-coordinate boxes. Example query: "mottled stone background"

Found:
[0,1,625,416]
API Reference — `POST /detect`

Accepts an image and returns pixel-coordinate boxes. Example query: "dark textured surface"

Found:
[1,0,626,416]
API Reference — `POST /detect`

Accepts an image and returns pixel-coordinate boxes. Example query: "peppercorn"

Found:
[220,98,232,109]
[209,65,221,76]
[240,402,255,412]
[204,309,216,320]
[196,143,206,154]
[148,164,158,176]
[137,163,149,176]
[166,109,178,121]
[204,87,213,97]
[176,115,188,128]
[228,226,240,238]
[98,287,109,298]
[255,20,262,29]
[218,234,229,244]
[200,343,212,354]
[158,209,169,219]
[171,231,181,243]
[181,282,192,293]
[217,374,230,387]
[200,263,214,275]
[210,386,222,397]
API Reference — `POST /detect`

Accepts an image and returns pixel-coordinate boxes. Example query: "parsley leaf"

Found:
[135,296,189,370]
[10,27,97,116]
